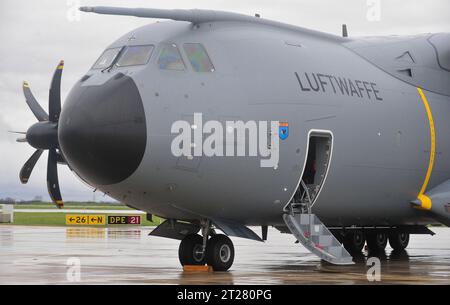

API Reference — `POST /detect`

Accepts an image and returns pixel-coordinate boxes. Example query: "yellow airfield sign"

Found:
[66,214,106,225]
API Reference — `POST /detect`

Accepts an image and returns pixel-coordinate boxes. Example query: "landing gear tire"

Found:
[366,232,388,252]
[206,234,234,271]
[388,232,410,251]
[178,234,206,266]
[343,230,365,254]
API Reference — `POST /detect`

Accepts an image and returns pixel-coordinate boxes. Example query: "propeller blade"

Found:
[19,149,43,184]
[8,130,26,135]
[8,131,27,143]
[47,148,64,208]
[49,60,64,123]
[22,81,49,122]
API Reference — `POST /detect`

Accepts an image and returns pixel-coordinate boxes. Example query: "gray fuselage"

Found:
[61,20,450,227]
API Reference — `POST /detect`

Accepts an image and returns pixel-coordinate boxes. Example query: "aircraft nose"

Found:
[58,74,147,186]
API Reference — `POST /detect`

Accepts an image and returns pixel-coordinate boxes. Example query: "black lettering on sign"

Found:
[295,72,383,101]
[107,215,141,225]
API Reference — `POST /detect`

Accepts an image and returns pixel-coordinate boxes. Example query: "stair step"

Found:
[327,246,345,258]
[311,235,333,247]
[283,213,354,265]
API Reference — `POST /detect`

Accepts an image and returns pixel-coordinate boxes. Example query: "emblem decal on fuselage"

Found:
[279,122,289,140]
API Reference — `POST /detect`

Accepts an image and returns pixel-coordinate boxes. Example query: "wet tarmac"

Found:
[13,209,146,214]
[0,225,449,284]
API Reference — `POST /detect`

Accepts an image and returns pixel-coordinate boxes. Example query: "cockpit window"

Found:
[184,43,215,72]
[158,44,185,71]
[92,47,122,70]
[116,45,154,67]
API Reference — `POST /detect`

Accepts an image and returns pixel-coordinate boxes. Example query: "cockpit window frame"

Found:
[183,43,216,73]
[157,43,186,71]
[115,44,155,68]
[91,47,122,70]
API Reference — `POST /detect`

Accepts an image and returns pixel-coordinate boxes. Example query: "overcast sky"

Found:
[0,0,449,202]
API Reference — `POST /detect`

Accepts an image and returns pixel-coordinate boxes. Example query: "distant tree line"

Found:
[0,198,16,204]
[0,198,119,205]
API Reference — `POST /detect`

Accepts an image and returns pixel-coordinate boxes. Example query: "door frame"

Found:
[284,129,334,211]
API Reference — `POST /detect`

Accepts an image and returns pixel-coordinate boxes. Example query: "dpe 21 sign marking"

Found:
[107,215,141,225]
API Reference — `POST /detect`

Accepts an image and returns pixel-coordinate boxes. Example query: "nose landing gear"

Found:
[205,234,235,271]
[178,234,206,266]
[178,220,235,271]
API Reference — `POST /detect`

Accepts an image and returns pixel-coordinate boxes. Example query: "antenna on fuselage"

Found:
[342,24,348,38]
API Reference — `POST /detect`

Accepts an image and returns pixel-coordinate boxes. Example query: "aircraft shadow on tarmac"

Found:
[262,250,411,274]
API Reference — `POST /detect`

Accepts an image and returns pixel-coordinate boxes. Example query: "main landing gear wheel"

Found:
[388,232,410,251]
[366,232,388,252]
[343,230,365,254]
[178,234,206,266]
[206,234,235,271]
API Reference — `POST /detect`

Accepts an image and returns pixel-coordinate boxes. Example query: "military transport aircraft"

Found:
[14,6,450,271]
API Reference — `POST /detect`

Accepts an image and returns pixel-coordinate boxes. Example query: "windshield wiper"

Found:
[101,46,126,73]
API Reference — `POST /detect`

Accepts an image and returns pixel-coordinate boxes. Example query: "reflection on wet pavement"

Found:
[0,225,449,284]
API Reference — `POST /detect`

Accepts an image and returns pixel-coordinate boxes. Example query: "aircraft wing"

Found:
[79,6,346,42]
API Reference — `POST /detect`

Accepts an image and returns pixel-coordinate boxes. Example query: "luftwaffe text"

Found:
[295,72,383,101]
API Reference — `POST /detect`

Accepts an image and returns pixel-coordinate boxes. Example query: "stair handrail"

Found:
[300,180,312,214]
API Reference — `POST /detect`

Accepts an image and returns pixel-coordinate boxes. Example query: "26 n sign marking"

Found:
[66,215,106,225]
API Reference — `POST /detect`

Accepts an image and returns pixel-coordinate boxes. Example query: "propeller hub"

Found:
[26,121,58,150]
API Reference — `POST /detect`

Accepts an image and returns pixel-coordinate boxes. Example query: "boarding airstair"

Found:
[283,180,354,265]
